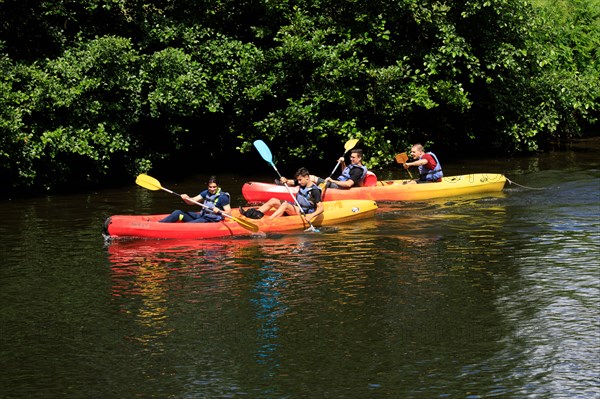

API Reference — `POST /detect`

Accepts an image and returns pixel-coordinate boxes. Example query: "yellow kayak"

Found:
[243,173,507,202]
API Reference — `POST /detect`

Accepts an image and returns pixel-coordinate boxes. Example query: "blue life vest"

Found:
[418,152,443,181]
[338,164,368,183]
[296,185,322,213]
[200,188,230,221]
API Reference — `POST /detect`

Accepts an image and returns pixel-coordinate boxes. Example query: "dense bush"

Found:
[0,0,597,195]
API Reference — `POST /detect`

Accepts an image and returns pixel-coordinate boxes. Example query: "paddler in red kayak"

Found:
[159,176,232,222]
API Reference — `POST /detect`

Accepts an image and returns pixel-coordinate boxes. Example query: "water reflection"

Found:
[105,235,324,394]
[107,239,254,349]
[251,263,286,370]
[2,147,599,398]
[110,255,173,349]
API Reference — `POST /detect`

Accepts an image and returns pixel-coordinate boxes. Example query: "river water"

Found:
[1,140,599,398]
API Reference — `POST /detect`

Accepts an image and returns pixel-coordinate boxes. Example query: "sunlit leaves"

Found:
[0,0,597,194]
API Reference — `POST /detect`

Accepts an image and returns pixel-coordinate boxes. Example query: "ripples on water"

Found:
[493,175,600,398]
[1,164,598,398]
[101,185,599,398]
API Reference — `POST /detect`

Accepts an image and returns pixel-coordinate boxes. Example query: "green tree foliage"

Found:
[525,0,599,144]
[0,36,141,191]
[0,0,597,194]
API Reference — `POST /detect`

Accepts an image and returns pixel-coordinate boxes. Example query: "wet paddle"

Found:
[253,140,320,232]
[395,152,413,179]
[135,174,259,232]
[320,138,359,198]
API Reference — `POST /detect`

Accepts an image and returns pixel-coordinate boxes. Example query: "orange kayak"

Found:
[104,200,378,239]
[242,173,507,203]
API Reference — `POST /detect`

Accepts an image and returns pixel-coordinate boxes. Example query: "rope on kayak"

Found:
[506,177,546,190]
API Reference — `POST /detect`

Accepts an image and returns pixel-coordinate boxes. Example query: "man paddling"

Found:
[277,149,369,189]
[324,148,368,188]
[240,167,324,221]
[159,176,231,222]
[404,144,443,184]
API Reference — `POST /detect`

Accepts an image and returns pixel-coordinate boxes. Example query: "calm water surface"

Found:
[1,142,599,398]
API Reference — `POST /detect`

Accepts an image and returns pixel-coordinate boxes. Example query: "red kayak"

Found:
[104,200,378,239]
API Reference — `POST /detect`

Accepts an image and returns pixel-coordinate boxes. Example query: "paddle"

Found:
[320,138,359,198]
[135,174,259,232]
[395,152,413,179]
[325,138,359,181]
[253,140,320,232]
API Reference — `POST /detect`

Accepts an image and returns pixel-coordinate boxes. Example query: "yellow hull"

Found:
[243,174,507,202]
[369,173,507,201]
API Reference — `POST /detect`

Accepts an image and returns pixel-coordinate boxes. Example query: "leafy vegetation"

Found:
[0,0,597,195]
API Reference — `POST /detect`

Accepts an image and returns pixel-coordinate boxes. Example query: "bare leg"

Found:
[269,202,296,219]
[256,198,283,214]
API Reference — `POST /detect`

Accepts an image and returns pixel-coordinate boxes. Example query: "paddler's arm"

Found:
[182,193,203,205]
[212,204,231,214]
[324,177,355,188]
[406,159,427,168]
[279,176,297,186]
[305,202,324,222]
[324,157,355,187]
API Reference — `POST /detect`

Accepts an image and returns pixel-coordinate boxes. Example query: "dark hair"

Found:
[294,167,310,178]
[207,176,219,185]
[351,149,363,158]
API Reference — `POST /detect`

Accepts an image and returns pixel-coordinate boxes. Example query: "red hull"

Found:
[104,200,378,239]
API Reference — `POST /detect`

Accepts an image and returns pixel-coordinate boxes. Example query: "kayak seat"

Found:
[361,171,378,187]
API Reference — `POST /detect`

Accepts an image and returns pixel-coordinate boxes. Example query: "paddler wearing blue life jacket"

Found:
[324,149,368,189]
[404,144,443,184]
[239,167,324,221]
[159,176,231,223]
